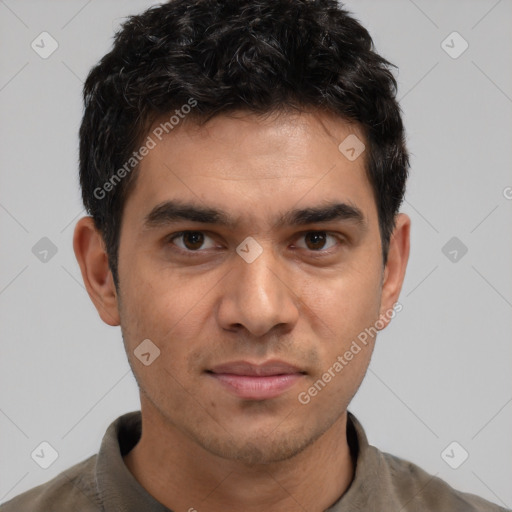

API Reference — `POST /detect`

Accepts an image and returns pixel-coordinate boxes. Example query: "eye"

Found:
[295,231,342,252]
[166,230,343,256]
[168,231,217,251]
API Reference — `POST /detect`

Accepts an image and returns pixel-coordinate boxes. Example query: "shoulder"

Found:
[0,455,100,512]
[379,449,510,512]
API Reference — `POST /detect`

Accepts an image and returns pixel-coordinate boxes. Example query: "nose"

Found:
[217,245,300,337]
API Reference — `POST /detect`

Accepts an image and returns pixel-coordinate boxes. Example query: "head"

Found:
[74,0,410,465]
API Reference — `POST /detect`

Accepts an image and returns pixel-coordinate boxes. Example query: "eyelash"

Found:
[165,230,345,257]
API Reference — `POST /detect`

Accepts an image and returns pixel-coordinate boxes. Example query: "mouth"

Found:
[206,360,306,400]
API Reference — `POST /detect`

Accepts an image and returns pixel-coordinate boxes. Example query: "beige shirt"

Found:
[1,411,508,512]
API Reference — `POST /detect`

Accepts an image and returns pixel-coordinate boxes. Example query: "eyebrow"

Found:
[142,199,367,232]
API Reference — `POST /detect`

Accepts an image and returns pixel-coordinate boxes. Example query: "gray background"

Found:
[1,0,511,507]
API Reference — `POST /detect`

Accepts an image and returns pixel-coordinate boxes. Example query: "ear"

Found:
[73,216,120,326]
[377,213,410,329]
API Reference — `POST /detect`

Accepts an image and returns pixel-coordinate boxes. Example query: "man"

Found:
[1,0,508,511]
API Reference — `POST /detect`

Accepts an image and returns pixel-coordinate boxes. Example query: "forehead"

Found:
[122,110,377,233]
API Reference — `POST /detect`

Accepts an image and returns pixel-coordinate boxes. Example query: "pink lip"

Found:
[207,360,305,400]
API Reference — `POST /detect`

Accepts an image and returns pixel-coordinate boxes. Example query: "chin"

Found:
[192,423,322,466]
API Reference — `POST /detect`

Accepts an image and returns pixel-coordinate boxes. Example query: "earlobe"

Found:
[73,216,120,326]
[377,213,411,330]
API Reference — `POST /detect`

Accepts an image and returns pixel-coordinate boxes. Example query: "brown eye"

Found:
[170,231,216,251]
[304,232,327,250]
[182,232,204,250]
[296,232,341,252]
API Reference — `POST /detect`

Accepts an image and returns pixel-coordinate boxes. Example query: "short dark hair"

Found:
[79,0,409,288]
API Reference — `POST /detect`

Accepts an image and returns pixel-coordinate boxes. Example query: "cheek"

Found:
[119,264,215,367]
[296,275,379,411]
[118,271,205,403]
[299,263,382,340]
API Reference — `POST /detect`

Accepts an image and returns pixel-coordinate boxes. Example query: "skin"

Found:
[73,109,410,512]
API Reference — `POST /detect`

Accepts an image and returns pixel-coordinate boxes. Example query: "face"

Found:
[84,110,408,465]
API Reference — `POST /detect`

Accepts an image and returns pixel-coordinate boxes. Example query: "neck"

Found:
[124,402,355,512]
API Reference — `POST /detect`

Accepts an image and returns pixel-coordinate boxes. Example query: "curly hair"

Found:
[79,0,409,288]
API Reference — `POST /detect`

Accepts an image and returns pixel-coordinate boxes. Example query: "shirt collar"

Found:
[326,411,389,510]
[95,410,386,511]
[95,410,170,511]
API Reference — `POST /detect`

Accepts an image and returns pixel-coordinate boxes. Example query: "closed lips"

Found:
[207,360,306,376]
